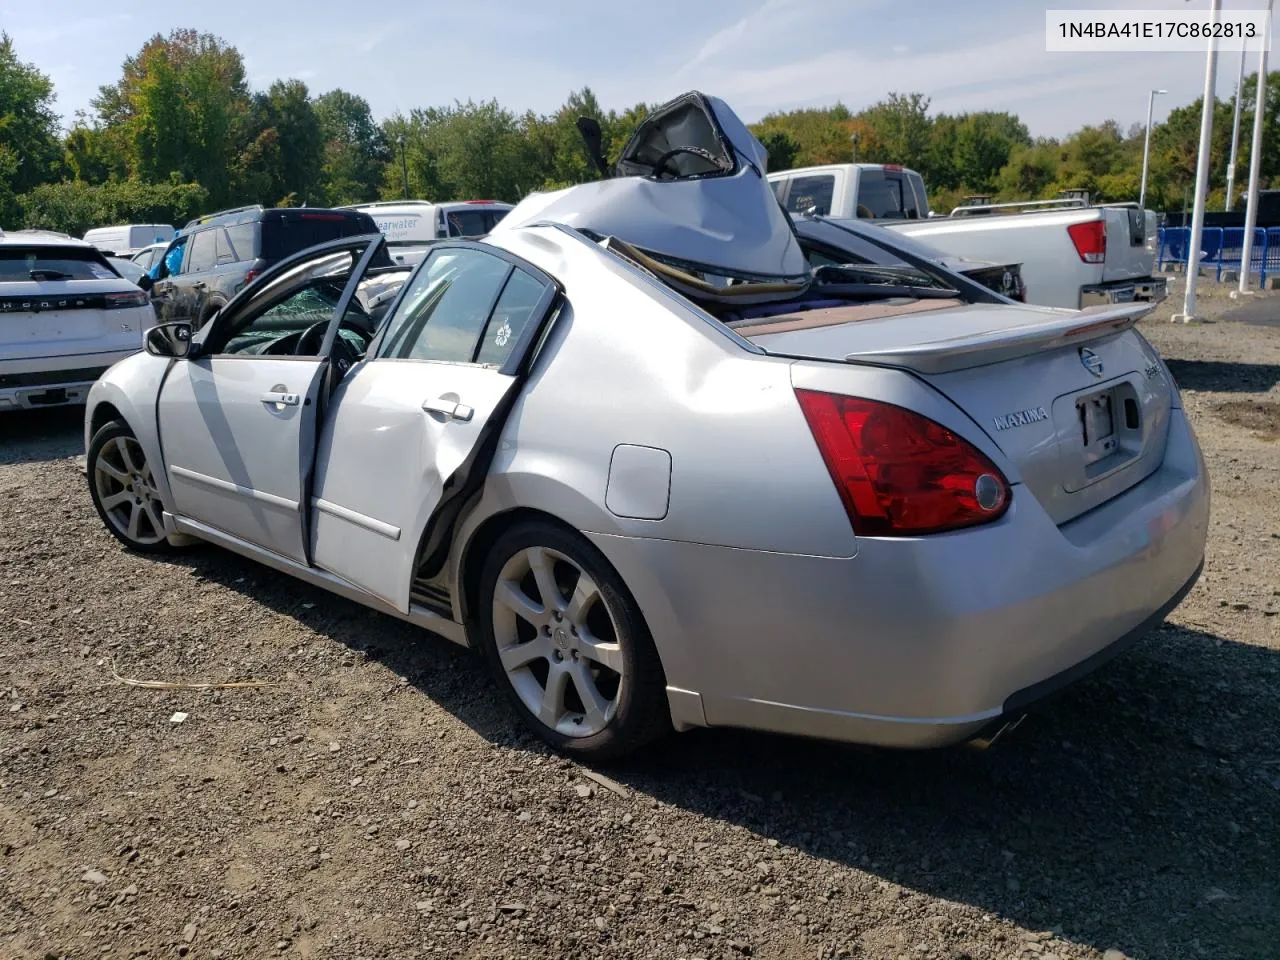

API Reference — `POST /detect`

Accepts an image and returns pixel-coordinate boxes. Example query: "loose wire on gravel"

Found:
[110,659,277,691]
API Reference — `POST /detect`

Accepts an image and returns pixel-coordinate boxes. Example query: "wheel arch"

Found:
[452,499,706,735]
[198,296,227,327]
[445,471,700,712]
[84,372,175,511]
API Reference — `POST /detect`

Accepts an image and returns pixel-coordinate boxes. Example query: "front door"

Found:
[148,235,189,324]
[156,238,386,563]
[311,242,560,612]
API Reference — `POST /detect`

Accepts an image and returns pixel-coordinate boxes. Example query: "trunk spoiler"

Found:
[840,302,1153,374]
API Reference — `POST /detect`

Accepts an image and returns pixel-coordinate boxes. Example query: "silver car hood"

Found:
[493,92,808,282]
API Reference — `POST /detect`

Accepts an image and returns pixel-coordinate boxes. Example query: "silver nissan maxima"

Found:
[83,93,1209,760]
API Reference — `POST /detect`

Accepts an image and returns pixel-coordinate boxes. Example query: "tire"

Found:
[87,420,182,555]
[475,519,671,761]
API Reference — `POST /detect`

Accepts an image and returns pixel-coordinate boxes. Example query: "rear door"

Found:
[157,237,384,564]
[179,227,220,323]
[310,241,560,613]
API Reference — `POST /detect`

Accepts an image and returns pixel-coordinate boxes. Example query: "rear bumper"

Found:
[0,350,136,410]
[1081,275,1168,308]
[592,408,1209,748]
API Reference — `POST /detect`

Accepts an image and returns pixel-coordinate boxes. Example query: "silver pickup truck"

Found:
[767,163,1167,311]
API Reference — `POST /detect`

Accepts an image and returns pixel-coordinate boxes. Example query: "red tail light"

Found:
[1067,220,1106,264]
[242,268,260,287]
[103,290,149,308]
[795,390,1010,536]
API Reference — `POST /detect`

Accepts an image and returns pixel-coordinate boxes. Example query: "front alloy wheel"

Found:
[88,421,177,553]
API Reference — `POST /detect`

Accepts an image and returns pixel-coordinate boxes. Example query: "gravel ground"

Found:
[2,283,1278,960]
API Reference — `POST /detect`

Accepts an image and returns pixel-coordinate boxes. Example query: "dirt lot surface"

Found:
[2,281,1278,960]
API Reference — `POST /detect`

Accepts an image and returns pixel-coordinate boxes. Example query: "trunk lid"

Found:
[742,301,1174,524]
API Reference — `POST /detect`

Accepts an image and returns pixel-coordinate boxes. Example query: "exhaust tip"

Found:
[967,714,1027,750]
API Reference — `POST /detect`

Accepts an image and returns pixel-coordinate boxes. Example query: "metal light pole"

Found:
[1139,88,1167,210]
[1237,0,1274,295]
[397,135,409,200]
[1174,0,1223,323]
[1225,48,1247,210]
[850,132,860,163]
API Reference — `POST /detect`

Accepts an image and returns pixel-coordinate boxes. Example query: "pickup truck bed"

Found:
[767,164,1167,311]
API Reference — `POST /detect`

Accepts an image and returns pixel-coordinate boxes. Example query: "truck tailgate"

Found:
[1102,207,1157,283]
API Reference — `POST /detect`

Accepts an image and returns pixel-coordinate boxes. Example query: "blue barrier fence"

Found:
[1156,225,1280,284]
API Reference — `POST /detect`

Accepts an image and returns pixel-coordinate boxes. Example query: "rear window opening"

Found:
[593,231,967,329]
[0,248,119,282]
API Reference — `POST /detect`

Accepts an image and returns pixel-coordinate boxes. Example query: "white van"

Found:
[82,224,176,258]
[340,200,512,265]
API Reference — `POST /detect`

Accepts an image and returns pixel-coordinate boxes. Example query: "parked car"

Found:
[130,242,170,273]
[107,256,149,286]
[143,205,383,329]
[82,223,175,258]
[339,200,514,266]
[85,93,1208,760]
[791,214,1025,301]
[767,163,1166,310]
[0,230,153,411]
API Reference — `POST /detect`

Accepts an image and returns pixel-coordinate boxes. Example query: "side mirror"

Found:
[136,273,153,292]
[145,321,194,359]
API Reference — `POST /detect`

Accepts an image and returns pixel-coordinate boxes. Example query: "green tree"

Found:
[382,99,535,202]
[92,29,251,207]
[1051,120,1140,201]
[19,178,208,236]
[856,92,933,171]
[236,80,322,205]
[0,32,62,225]
[751,104,856,167]
[314,89,388,205]
[758,129,800,172]
[950,112,1030,192]
[63,121,130,184]
[995,139,1061,200]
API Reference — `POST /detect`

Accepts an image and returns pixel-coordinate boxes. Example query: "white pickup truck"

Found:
[766,163,1167,310]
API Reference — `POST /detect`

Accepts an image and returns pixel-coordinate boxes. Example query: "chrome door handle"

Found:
[261,391,299,406]
[422,397,474,422]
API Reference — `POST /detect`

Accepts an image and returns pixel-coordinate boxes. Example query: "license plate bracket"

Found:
[1078,389,1117,466]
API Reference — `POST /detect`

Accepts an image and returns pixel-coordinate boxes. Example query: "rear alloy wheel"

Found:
[87,420,179,554]
[476,520,670,760]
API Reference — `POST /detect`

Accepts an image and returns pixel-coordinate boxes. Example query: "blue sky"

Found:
[2,0,1274,138]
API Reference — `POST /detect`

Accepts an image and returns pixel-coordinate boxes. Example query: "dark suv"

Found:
[144,205,382,328]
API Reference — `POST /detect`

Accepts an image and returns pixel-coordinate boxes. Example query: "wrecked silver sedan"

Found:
[84,92,1208,759]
